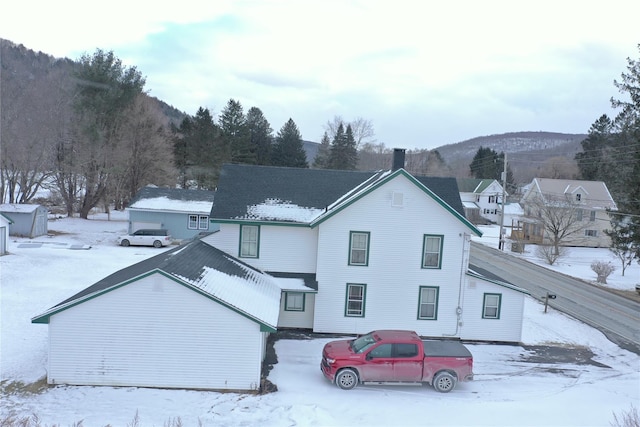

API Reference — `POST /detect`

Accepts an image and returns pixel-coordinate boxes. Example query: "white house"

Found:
[205,150,528,341]
[457,178,506,224]
[32,150,528,391]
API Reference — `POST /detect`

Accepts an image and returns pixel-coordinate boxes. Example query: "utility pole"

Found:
[498,152,507,250]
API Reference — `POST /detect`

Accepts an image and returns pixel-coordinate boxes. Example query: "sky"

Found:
[1,1,639,149]
[1,213,638,425]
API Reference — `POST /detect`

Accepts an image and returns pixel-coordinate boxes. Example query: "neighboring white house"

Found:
[457,178,506,224]
[515,178,617,248]
[0,213,12,255]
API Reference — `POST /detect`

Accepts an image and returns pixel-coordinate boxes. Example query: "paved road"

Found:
[470,241,640,354]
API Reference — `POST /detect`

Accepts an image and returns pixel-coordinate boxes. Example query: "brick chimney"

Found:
[392,148,406,171]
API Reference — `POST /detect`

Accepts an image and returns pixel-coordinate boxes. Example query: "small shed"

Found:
[0,213,13,255]
[0,204,48,238]
[32,239,281,392]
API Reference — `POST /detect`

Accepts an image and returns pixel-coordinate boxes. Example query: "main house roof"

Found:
[128,186,216,214]
[31,239,283,331]
[212,164,475,232]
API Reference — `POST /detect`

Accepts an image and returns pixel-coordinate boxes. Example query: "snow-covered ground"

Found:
[1,212,638,426]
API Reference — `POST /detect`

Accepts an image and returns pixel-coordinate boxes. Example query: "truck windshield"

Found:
[351,333,377,353]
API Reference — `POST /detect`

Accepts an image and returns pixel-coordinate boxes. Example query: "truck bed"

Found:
[423,340,472,358]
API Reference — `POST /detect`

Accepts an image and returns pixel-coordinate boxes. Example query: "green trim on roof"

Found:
[213,218,310,227]
[31,269,277,332]
[310,169,482,236]
[0,212,14,223]
[466,270,530,295]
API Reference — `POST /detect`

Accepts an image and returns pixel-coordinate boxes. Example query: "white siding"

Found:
[460,277,525,342]
[277,293,315,329]
[313,175,472,337]
[47,273,265,391]
[203,224,318,272]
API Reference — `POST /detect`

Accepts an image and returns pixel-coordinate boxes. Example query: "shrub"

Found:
[611,405,640,427]
[591,260,616,284]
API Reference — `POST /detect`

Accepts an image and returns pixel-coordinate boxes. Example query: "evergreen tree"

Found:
[328,123,358,170]
[312,132,331,169]
[271,118,308,168]
[469,147,502,179]
[219,99,252,164]
[175,107,221,189]
[246,107,273,165]
[575,115,614,181]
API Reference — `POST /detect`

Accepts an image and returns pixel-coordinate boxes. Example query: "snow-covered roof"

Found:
[128,187,215,214]
[0,203,44,214]
[130,196,214,214]
[32,240,282,330]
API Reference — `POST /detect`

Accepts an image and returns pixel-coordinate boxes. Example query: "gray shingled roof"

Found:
[211,164,465,220]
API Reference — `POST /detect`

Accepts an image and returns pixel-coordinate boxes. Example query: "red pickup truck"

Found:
[321,330,473,393]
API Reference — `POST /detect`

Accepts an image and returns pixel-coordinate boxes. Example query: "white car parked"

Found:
[117,229,172,248]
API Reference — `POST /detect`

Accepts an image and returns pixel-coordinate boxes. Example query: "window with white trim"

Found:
[422,235,443,269]
[590,210,596,222]
[483,293,501,319]
[585,229,598,237]
[345,283,366,317]
[239,224,259,258]
[284,292,305,311]
[349,231,370,266]
[189,215,209,230]
[417,286,439,320]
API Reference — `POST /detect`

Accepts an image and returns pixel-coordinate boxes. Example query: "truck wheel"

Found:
[433,371,457,393]
[335,369,358,390]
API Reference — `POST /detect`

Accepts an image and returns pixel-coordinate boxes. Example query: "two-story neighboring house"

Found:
[205,151,527,341]
[457,178,506,224]
[514,178,617,248]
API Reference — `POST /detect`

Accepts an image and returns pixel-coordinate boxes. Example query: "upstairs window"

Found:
[590,210,596,222]
[349,231,370,266]
[422,235,443,269]
[576,193,582,202]
[576,209,583,221]
[239,224,259,258]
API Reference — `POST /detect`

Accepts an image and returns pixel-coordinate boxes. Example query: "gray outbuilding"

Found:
[0,204,48,238]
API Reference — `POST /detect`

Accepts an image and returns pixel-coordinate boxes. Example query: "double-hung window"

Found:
[482,293,501,319]
[417,286,439,320]
[345,283,366,317]
[349,231,370,266]
[284,292,305,311]
[239,224,259,258]
[422,235,443,269]
[188,215,209,230]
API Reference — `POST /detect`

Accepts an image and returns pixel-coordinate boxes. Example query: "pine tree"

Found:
[312,132,331,169]
[219,99,252,164]
[246,107,273,165]
[271,118,308,168]
[327,123,357,170]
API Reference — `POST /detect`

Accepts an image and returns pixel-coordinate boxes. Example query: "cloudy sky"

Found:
[2,1,638,149]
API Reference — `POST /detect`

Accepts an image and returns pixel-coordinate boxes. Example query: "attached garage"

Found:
[32,240,281,391]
